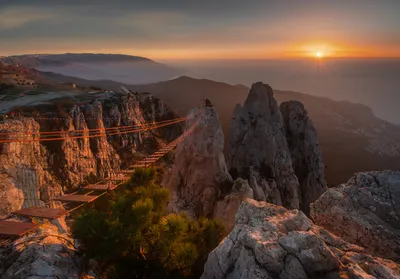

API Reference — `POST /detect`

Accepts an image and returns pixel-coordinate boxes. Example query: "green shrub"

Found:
[73,167,225,278]
[126,167,157,187]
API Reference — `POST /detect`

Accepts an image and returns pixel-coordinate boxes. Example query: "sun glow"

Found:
[316,52,322,58]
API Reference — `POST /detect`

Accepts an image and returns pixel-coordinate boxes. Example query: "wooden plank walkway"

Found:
[13,207,69,219]
[0,221,40,236]
[54,195,98,203]
[105,175,129,182]
[84,183,116,191]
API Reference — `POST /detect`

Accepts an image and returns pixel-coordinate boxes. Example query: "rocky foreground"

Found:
[202,199,400,279]
[311,171,400,262]
[0,218,80,279]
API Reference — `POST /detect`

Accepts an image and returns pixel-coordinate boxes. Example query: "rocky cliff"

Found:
[311,171,400,262]
[53,105,97,187]
[83,100,121,179]
[0,93,178,216]
[0,119,62,217]
[280,101,327,214]
[202,199,400,279]
[228,82,300,209]
[162,106,233,217]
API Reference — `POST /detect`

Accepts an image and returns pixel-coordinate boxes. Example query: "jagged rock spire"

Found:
[228,82,300,209]
[280,101,327,214]
[162,106,233,217]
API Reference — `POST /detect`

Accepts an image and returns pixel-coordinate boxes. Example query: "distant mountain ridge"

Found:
[1,53,182,84]
[1,53,153,67]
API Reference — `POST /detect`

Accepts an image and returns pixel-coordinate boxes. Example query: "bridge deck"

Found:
[13,207,69,219]
[105,176,128,182]
[54,195,98,203]
[0,221,40,236]
[84,183,116,191]
[119,170,135,174]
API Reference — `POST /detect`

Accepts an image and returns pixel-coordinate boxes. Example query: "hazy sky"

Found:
[0,0,399,59]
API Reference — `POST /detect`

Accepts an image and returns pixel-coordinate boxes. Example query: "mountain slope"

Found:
[1,53,182,84]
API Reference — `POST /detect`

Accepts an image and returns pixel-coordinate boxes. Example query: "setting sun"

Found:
[316,52,322,58]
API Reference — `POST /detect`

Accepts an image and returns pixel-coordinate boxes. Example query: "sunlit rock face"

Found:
[202,199,400,279]
[0,92,177,216]
[104,93,146,150]
[56,105,97,187]
[311,170,400,262]
[228,82,299,209]
[0,218,81,279]
[84,100,121,179]
[0,118,62,217]
[280,101,327,214]
[162,106,233,218]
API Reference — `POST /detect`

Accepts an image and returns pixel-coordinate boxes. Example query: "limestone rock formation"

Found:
[55,105,97,187]
[162,106,233,217]
[0,93,177,217]
[311,171,400,262]
[104,93,146,151]
[280,101,327,214]
[202,199,400,279]
[214,178,253,231]
[0,119,62,217]
[84,100,120,179]
[0,218,81,279]
[228,82,299,209]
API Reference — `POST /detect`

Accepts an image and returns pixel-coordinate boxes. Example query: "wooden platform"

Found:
[0,221,39,236]
[119,169,135,174]
[13,207,69,219]
[54,194,98,203]
[84,183,116,191]
[105,176,127,182]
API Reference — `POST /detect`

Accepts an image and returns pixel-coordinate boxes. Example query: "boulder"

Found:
[202,199,400,279]
[311,171,400,262]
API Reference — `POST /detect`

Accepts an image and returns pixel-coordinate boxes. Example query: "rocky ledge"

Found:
[311,170,400,262]
[202,199,400,279]
[0,218,80,279]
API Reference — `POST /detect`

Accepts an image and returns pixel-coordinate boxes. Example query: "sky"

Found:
[0,0,399,59]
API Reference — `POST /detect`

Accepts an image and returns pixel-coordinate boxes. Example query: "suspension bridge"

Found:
[0,104,204,240]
